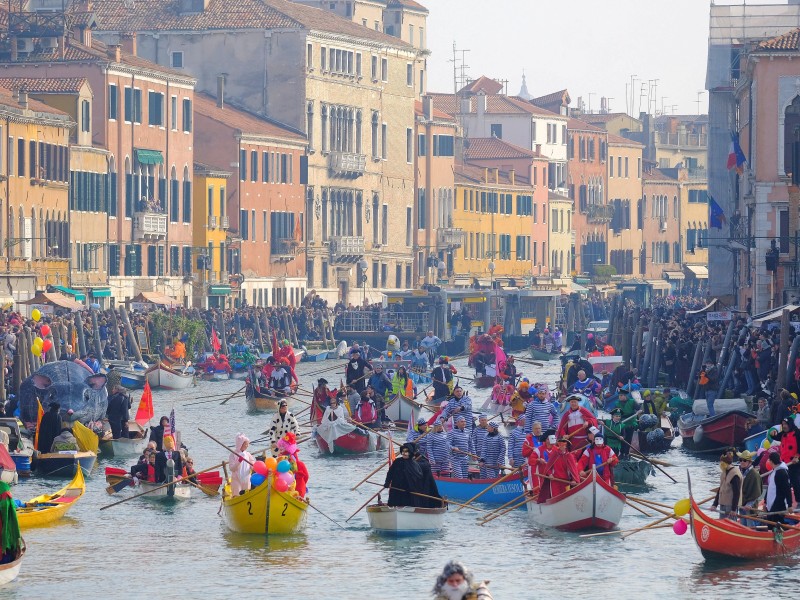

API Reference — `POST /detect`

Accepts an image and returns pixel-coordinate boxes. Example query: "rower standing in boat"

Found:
[616,391,639,458]
[106,384,131,440]
[431,358,455,402]
[440,386,473,431]
[507,415,527,469]
[765,452,793,527]
[427,419,451,476]
[478,421,506,479]
[346,348,371,393]
[0,481,21,566]
[313,378,335,409]
[526,430,556,493]
[228,433,254,496]
[602,409,627,457]
[712,453,742,519]
[407,417,429,457]
[737,450,762,527]
[577,434,618,485]
[556,396,598,452]
[382,443,429,507]
[269,360,293,396]
[524,386,559,433]
[470,414,489,459]
[266,400,299,457]
[537,437,580,502]
[448,416,470,478]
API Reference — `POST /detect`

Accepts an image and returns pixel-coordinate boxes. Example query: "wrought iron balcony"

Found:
[207,215,218,229]
[437,227,464,249]
[586,204,614,224]
[271,238,299,263]
[133,211,167,241]
[328,236,365,264]
[328,152,366,177]
[221,215,229,229]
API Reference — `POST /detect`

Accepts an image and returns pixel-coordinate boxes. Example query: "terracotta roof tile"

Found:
[581,112,639,124]
[458,75,504,95]
[414,99,455,122]
[607,132,643,147]
[0,77,89,94]
[427,92,563,119]
[758,28,800,51]
[531,89,570,108]
[567,118,604,133]
[464,137,537,160]
[386,0,428,13]
[0,84,70,118]
[194,92,306,142]
[455,163,532,188]
[643,168,676,182]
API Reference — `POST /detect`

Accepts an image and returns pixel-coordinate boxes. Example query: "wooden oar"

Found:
[183,477,219,497]
[100,462,226,510]
[347,418,402,447]
[626,495,673,510]
[624,499,652,517]
[351,459,390,491]
[106,476,134,495]
[479,493,535,525]
[362,481,484,512]
[738,513,800,532]
[599,424,677,483]
[183,389,246,406]
[508,356,544,367]
[580,523,673,538]
[220,385,247,405]
[626,497,673,517]
[346,488,382,523]
[305,499,347,530]
[620,494,716,539]
[455,466,523,512]
[476,491,530,521]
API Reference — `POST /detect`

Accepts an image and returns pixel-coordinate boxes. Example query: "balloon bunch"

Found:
[30,321,54,358]
[672,498,690,536]
[248,456,295,492]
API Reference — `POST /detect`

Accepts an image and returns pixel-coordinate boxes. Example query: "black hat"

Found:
[611,408,622,416]
[318,378,329,385]
[400,443,415,454]
[557,436,572,449]
[278,399,288,407]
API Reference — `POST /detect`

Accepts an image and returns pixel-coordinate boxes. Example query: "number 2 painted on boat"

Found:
[282,503,288,517]
[247,501,253,516]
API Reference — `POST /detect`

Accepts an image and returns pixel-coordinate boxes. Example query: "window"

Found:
[148,91,164,126]
[406,206,412,246]
[306,44,313,69]
[382,204,388,245]
[688,189,709,203]
[406,128,413,163]
[240,209,248,240]
[371,55,378,80]
[618,156,622,178]
[321,46,327,71]
[780,209,790,253]
[381,58,388,82]
[432,135,454,157]
[371,112,379,159]
[609,156,614,177]
[637,158,642,178]
[182,174,191,223]
[418,134,427,157]
[239,149,246,181]
[417,188,426,229]
[250,150,258,182]
[356,53,362,77]
[406,63,413,86]
[108,84,118,120]
[171,97,177,131]
[81,100,90,133]
[381,123,387,160]
[408,24,414,43]
[182,98,192,132]
[251,209,256,241]
[171,51,183,68]
[17,139,24,177]
[625,157,629,177]
[419,26,425,49]
[490,124,502,139]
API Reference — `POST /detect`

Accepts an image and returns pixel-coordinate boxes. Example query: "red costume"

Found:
[272,333,299,385]
[577,444,619,484]
[556,407,598,451]
[293,458,309,498]
[524,440,554,491]
[537,447,580,502]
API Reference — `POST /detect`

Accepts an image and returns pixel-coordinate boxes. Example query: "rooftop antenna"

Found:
[695,90,705,115]
[448,42,470,93]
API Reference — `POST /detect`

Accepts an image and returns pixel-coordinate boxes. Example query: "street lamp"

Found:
[357,258,368,306]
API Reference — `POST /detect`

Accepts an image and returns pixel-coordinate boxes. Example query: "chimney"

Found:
[484,167,489,183]
[120,32,137,56]
[108,44,121,63]
[600,97,607,114]
[494,168,499,183]
[217,74,226,109]
[18,89,28,110]
[476,91,486,120]
[459,96,470,115]
[509,169,515,185]
[535,144,542,155]
[422,95,433,120]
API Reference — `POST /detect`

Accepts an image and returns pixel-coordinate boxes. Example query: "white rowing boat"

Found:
[366,505,446,535]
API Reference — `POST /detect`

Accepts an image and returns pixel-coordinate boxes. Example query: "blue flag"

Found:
[709,196,727,229]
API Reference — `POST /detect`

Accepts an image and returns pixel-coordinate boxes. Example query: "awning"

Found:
[52,285,86,302]
[133,291,179,306]
[91,287,111,298]
[752,304,800,326]
[663,271,685,280]
[135,148,164,165]
[685,265,709,279]
[571,282,589,293]
[21,292,83,311]
[686,298,720,315]
[208,285,231,296]
[647,279,672,290]
[453,277,472,286]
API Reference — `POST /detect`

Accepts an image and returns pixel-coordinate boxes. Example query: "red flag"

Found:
[211,328,221,352]
[135,381,155,426]
[427,406,444,426]
[388,430,396,465]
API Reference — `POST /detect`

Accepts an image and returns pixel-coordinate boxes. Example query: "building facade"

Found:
[192,163,230,308]
[641,166,683,288]
[606,134,644,280]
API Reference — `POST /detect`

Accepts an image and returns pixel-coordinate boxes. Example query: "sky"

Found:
[425,0,789,116]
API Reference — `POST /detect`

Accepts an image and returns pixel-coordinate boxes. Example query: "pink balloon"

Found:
[252,460,268,476]
[278,471,295,486]
[673,519,688,536]
[273,477,289,492]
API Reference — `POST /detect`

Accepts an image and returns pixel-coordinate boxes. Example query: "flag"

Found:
[33,399,44,451]
[709,196,727,230]
[135,381,154,426]
[494,344,507,372]
[169,408,176,437]
[727,132,747,173]
[388,430,396,465]
[211,328,221,352]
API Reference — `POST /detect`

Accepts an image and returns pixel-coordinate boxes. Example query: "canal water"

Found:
[6,354,798,599]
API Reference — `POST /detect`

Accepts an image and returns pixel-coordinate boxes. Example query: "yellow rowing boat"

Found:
[221,477,308,534]
[17,467,85,528]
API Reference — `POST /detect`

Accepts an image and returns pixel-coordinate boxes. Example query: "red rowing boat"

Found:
[689,495,800,559]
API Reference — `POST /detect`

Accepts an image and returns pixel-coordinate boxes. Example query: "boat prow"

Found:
[17,467,85,528]
[366,504,446,535]
[0,540,24,586]
[221,480,308,534]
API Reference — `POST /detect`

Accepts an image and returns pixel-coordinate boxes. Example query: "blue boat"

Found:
[409,370,432,386]
[744,428,772,453]
[433,473,525,505]
[116,366,148,390]
[303,350,329,362]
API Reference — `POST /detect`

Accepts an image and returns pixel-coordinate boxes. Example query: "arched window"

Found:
[182,165,191,224]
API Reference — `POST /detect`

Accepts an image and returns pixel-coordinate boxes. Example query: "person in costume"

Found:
[391,365,414,397]
[616,391,639,457]
[269,360,293,395]
[601,408,629,456]
[155,435,183,483]
[313,378,335,410]
[508,415,528,469]
[276,432,308,498]
[556,395,598,452]
[432,560,493,600]
[0,481,21,565]
[448,415,471,478]
[524,386,559,433]
[537,437,580,501]
[569,369,601,398]
[478,421,506,479]
[426,419,452,476]
[577,434,618,485]
[228,433,254,496]
[526,430,556,493]
[345,348,371,393]
[412,442,443,507]
[383,442,426,507]
[431,357,455,402]
[440,386,473,430]
[36,401,61,453]
[266,400,299,457]
[510,380,533,420]
[470,414,489,458]
[315,395,356,454]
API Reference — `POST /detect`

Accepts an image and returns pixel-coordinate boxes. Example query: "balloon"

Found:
[278,471,294,486]
[31,345,41,357]
[763,439,772,450]
[33,337,43,348]
[250,473,266,487]
[252,460,268,476]
[276,459,291,473]
[264,457,277,472]
[672,519,688,535]
[42,339,53,353]
[273,477,289,492]
[673,498,691,517]
[31,309,41,322]
[40,325,51,337]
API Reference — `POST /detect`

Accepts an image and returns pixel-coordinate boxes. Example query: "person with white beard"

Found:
[432,561,493,600]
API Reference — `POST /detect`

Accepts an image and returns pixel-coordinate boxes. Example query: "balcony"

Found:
[271,238,299,263]
[133,211,167,241]
[328,236,365,264]
[328,152,366,178]
[437,227,464,249]
[207,215,218,229]
[654,132,708,149]
[221,215,229,229]
[687,167,707,181]
[586,204,614,224]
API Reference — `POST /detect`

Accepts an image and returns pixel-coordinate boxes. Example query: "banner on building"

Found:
[707,311,732,322]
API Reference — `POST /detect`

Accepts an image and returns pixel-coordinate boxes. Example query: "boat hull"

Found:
[474,375,495,389]
[35,451,96,477]
[366,505,446,535]
[202,371,231,382]
[146,363,194,390]
[690,496,800,559]
[245,385,282,411]
[315,428,382,455]
[744,429,768,453]
[303,351,329,362]
[678,410,754,452]
[99,422,148,458]
[526,470,625,531]
[383,394,422,426]
[0,542,24,586]
[613,458,654,488]
[530,348,559,361]
[118,369,146,390]
[433,474,524,505]
[18,468,85,528]
[587,355,624,372]
[139,480,192,500]
[222,481,308,534]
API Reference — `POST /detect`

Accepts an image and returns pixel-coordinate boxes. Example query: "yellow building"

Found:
[453,164,537,284]
[193,163,231,308]
[607,134,645,281]
[677,169,709,290]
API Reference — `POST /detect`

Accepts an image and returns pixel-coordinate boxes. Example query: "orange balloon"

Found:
[264,457,278,472]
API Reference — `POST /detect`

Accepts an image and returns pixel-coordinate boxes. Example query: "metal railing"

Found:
[334,310,429,333]
[221,215,229,229]
[586,204,614,223]
[133,211,167,240]
[207,215,218,229]
[437,227,464,249]
[329,152,366,177]
[654,132,708,148]
[329,236,365,263]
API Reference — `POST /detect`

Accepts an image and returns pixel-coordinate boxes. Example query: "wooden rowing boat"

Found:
[314,427,382,455]
[146,361,194,390]
[138,480,192,500]
[678,409,754,452]
[0,540,24,586]
[366,504,446,535]
[526,467,625,531]
[613,458,654,489]
[530,348,559,361]
[433,472,524,505]
[99,421,148,458]
[221,478,308,534]
[689,489,800,559]
[245,383,283,411]
[35,451,96,478]
[17,467,85,528]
